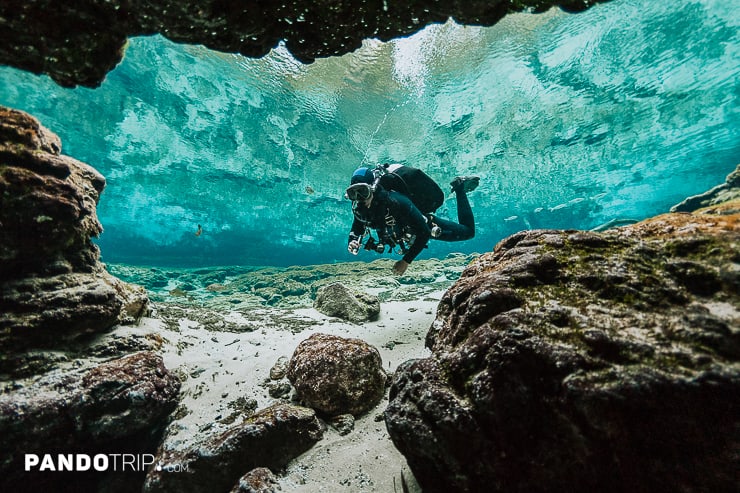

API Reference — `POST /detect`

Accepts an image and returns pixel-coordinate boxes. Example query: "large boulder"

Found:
[143,403,323,493]
[0,1,611,88]
[0,106,148,366]
[385,207,739,493]
[0,351,181,493]
[313,282,380,323]
[288,333,387,416]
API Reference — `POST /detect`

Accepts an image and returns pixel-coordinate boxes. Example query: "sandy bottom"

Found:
[115,289,444,492]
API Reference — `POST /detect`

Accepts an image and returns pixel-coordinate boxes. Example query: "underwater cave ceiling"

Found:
[0,0,609,88]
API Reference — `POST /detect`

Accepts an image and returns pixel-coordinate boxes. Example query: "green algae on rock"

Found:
[387,203,739,493]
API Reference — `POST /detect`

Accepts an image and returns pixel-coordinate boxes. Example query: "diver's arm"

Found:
[349,217,366,238]
[393,259,409,275]
[348,217,366,253]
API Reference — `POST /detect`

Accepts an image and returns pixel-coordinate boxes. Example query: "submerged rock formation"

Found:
[143,403,323,493]
[0,106,148,365]
[0,108,171,492]
[0,351,180,493]
[671,163,740,213]
[385,197,739,492]
[230,467,281,493]
[288,333,387,417]
[313,282,381,323]
[0,0,611,88]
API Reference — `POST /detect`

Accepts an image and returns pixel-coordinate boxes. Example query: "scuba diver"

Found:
[346,164,479,275]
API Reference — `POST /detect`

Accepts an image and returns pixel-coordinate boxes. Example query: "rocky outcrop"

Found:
[385,204,739,492]
[143,403,323,493]
[0,351,180,492]
[313,282,380,323]
[671,163,740,213]
[0,107,181,492]
[110,255,473,310]
[0,1,611,88]
[1,106,102,276]
[0,106,148,365]
[288,333,387,416]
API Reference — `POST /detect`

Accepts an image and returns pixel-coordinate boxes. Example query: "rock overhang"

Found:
[0,0,611,88]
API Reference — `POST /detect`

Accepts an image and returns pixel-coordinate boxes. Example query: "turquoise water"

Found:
[1,0,738,267]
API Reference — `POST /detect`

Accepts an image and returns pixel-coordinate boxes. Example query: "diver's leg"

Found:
[454,187,475,233]
[433,177,478,242]
[432,193,474,242]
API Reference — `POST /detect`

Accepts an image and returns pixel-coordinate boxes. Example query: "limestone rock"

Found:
[329,414,356,436]
[1,272,148,347]
[313,282,380,323]
[386,211,739,493]
[671,163,740,213]
[1,106,102,276]
[269,356,290,380]
[288,333,387,416]
[0,106,148,363]
[0,351,180,492]
[267,381,292,399]
[74,351,182,440]
[143,403,323,493]
[230,467,281,493]
[0,1,610,88]
[107,255,474,310]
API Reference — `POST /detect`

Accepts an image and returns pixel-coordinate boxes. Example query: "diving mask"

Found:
[345,183,373,201]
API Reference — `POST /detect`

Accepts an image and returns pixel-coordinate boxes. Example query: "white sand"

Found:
[120,290,446,491]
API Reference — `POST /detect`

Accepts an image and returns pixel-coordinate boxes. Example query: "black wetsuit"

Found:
[349,186,475,264]
[431,186,475,243]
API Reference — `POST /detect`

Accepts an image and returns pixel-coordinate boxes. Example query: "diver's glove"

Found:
[348,240,361,255]
[348,233,361,255]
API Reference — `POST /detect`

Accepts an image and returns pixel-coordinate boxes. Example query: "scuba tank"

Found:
[372,163,444,214]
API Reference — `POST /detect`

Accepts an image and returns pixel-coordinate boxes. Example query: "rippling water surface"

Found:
[0,0,737,266]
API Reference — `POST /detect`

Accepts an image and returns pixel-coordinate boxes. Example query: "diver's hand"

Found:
[348,239,361,255]
[393,260,409,276]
